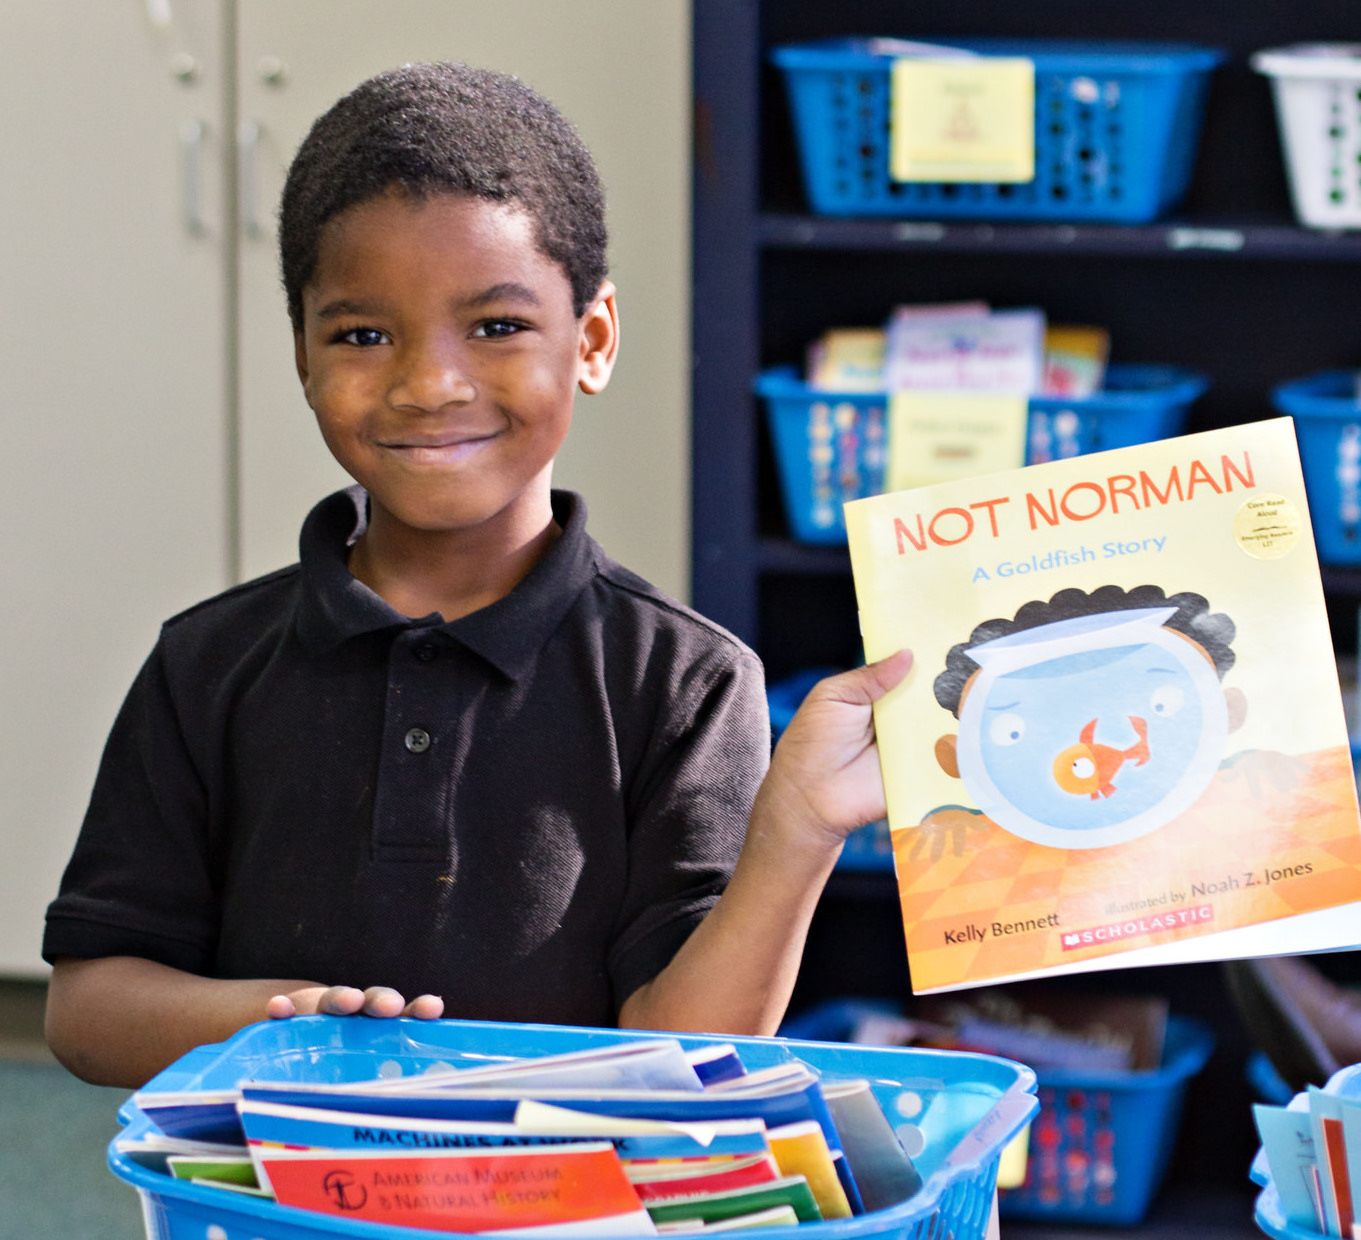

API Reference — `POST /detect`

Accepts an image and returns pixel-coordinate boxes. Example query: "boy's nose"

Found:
[388,343,476,412]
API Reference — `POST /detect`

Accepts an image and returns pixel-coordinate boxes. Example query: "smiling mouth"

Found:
[380,434,498,464]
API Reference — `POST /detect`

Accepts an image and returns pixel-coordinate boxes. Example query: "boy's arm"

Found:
[617,650,912,1036]
[46,956,443,1089]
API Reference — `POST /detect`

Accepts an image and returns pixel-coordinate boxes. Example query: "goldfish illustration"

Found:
[1053,716,1150,800]
[936,601,1239,849]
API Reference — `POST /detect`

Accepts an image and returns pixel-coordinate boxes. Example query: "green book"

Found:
[166,1155,259,1188]
[646,1176,822,1225]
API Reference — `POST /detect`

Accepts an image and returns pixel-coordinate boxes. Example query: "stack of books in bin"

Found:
[110,1016,1037,1240]
[1253,1061,1361,1240]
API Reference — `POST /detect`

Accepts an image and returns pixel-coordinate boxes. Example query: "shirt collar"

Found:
[294,486,600,680]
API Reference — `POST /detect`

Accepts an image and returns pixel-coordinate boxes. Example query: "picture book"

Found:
[766,1120,852,1219]
[255,1141,656,1236]
[237,1098,772,1164]
[1309,1087,1354,1236]
[358,1038,704,1094]
[684,1045,747,1087]
[884,305,1045,395]
[655,1204,801,1232]
[819,1080,922,1212]
[132,1089,245,1145]
[1254,1102,1322,1232]
[844,418,1361,993]
[642,1176,822,1227]
[625,1153,781,1201]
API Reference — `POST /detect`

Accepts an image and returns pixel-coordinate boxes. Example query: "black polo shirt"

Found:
[44,488,768,1026]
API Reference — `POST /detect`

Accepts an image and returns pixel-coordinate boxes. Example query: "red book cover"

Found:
[628,1153,780,1203]
[259,1141,647,1233]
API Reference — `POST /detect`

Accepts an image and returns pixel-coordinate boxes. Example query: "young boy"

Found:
[42,62,910,1089]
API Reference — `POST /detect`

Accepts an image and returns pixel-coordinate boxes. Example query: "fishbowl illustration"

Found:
[933,588,1242,849]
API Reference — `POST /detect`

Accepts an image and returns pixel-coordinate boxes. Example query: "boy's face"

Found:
[294,190,616,542]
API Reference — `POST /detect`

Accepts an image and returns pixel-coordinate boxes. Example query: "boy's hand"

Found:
[760,649,913,848]
[266,986,444,1020]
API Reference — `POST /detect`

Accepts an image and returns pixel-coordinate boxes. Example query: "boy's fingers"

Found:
[360,986,407,1018]
[404,993,445,1020]
[809,649,914,707]
[266,994,297,1020]
[315,985,366,1015]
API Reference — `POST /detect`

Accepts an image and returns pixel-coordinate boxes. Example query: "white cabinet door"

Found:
[0,4,229,973]
[235,0,691,600]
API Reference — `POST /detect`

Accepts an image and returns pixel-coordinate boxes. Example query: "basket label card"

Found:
[890,56,1036,183]
[845,418,1361,993]
[888,393,1030,491]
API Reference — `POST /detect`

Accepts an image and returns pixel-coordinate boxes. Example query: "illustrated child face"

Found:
[293,189,617,543]
[940,608,1235,849]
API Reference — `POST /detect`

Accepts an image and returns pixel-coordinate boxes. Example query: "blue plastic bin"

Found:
[768,669,895,872]
[997,1015,1213,1226]
[782,1000,1214,1227]
[110,1016,1036,1240]
[770,39,1224,222]
[1271,371,1361,565]
[1252,1061,1361,1240]
[758,364,1208,544]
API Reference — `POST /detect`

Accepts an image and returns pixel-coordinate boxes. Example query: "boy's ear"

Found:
[577,281,619,396]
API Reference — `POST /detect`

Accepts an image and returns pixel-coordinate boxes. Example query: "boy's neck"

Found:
[346,495,562,623]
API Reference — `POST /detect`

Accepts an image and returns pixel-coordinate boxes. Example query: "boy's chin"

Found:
[366,487,554,539]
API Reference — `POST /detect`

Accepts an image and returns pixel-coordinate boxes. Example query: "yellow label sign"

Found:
[889,57,1035,183]
[887,392,1029,491]
[1234,493,1303,560]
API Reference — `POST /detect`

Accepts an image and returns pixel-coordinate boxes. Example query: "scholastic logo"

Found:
[1061,905,1213,951]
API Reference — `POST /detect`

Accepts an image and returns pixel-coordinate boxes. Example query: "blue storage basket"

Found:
[757,364,1208,544]
[1252,1061,1361,1240]
[997,1016,1213,1226]
[769,669,895,872]
[110,1016,1037,1240]
[783,1000,1213,1228]
[1271,371,1361,565]
[770,39,1225,222]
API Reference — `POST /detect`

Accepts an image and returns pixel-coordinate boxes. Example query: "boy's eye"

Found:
[338,327,390,347]
[472,319,526,339]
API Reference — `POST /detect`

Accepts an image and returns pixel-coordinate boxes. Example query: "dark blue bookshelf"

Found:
[690,2,1361,1223]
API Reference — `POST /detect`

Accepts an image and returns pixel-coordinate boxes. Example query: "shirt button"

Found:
[404,727,432,753]
[413,643,437,662]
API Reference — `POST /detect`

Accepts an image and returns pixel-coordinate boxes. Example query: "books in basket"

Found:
[131,1037,928,1232]
[844,418,1361,993]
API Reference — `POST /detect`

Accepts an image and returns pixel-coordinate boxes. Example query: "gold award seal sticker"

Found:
[1234,493,1303,560]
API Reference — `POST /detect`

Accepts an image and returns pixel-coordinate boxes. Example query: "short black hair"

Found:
[279,61,608,330]
[934,584,1237,718]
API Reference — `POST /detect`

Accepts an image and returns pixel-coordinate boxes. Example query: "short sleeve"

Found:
[42,637,220,971]
[605,641,769,1009]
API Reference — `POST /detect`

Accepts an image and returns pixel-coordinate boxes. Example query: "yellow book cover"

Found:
[844,419,1361,993]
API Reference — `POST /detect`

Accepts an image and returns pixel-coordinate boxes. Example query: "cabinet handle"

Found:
[238,119,263,239]
[179,118,207,237]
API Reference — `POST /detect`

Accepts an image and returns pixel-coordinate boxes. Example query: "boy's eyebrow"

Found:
[464,282,541,308]
[311,283,542,322]
[314,298,382,321]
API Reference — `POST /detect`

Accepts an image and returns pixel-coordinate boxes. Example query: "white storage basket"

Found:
[1253,44,1361,229]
